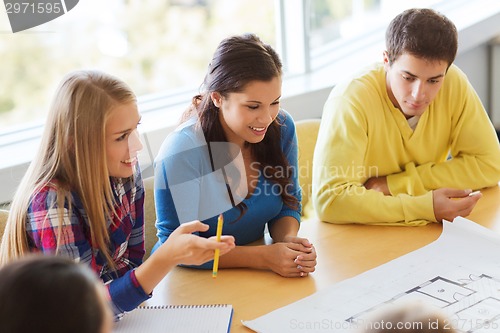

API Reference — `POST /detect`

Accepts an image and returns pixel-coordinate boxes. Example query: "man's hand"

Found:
[364,176,390,195]
[433,188,482,222]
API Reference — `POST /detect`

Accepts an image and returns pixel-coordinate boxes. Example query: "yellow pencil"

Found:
[212,213,224,278]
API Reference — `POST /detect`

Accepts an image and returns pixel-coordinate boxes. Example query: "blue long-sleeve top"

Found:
[152,110,302,268]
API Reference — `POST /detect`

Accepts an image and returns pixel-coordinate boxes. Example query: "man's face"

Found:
[384,52,448,118]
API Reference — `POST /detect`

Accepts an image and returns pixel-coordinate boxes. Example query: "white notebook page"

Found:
[113,304,233,333]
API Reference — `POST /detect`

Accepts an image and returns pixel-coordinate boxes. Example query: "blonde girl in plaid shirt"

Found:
[0,70,235,316]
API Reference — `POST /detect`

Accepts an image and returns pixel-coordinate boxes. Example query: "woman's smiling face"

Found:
[213,76,281,148]
[105,101,143,178]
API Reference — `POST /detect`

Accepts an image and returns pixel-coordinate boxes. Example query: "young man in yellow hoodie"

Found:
[312,8,500,226]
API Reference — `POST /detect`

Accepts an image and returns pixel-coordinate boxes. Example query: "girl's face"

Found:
[105,102,143,178]
[213,76,281,148]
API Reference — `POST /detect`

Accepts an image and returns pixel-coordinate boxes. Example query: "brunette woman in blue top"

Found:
[154,34,317,277]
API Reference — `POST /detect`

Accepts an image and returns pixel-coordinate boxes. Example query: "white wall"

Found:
[490,37,500,128]
[455,45,491,112]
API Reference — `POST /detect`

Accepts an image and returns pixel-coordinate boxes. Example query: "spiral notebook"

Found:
[113,304,233,333]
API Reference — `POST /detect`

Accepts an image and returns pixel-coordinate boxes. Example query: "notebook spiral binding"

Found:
[138,304,229,309]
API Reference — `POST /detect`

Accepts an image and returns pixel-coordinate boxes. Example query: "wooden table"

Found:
[144,185,500,332]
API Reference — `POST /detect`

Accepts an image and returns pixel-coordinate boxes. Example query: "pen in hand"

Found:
[212,214,224,278]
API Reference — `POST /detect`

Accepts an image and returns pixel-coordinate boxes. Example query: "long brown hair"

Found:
[0,70,136,268]
[183,33,298,212]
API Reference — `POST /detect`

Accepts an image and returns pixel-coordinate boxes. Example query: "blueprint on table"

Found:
[243,217,500,333]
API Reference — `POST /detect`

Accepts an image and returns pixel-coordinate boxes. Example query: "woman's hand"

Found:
[284,236,317,277]
[136,221,234,294]
[159,221,235,266]
[265,236,317,278]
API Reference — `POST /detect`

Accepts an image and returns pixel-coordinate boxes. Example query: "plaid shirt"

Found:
[26,167,150,314]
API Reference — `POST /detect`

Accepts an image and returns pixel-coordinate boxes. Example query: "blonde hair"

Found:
[0,70,136,268]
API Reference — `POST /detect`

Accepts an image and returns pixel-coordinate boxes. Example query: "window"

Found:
[0,0,275,132]
[309,0,381,50]
[278,0,443,74]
